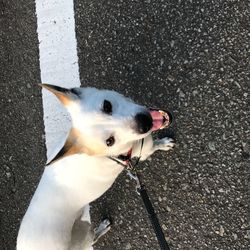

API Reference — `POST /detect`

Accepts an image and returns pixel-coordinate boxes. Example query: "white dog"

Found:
[17,84,174,250]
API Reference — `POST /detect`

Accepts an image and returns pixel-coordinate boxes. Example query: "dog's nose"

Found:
[135,112,153,134]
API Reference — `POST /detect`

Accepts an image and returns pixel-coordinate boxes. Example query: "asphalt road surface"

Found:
[0,0,249,250]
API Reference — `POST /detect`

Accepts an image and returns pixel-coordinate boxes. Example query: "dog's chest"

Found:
[44,154,124,205]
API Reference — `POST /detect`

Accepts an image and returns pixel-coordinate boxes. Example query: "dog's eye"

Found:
[103,100,112,114]
[106,136,115,147]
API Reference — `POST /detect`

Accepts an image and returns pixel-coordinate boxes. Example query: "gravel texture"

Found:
[74,0,249,249]
[0,1,46,249]
[0,0,249,250]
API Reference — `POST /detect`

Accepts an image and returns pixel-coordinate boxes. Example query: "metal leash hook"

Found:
[126,170,141,195]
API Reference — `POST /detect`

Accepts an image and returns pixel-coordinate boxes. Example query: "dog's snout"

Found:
[135,112,153,134]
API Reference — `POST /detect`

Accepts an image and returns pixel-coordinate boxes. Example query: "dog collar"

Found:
[108,139,144,169]
[117,148,133,163]
[108,148,133,168]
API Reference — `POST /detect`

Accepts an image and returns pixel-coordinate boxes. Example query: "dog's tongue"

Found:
[150,110,170,131]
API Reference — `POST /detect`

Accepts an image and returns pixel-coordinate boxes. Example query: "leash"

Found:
[109,139,171,250]
[128,170,171,250]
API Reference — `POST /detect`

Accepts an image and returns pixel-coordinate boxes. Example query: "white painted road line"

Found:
[35,2,93,248]
[35,0,81,160]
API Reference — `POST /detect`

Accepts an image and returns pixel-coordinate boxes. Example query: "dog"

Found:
[17,84,175,250]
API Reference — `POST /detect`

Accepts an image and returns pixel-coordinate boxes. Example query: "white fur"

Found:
[17,86,174,250]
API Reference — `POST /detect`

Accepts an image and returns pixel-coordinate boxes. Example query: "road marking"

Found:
[35,3,93,248]
[35,0,81,160]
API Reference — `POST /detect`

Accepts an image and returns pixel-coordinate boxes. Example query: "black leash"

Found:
[129,170,170,250]
[109,139,171,250]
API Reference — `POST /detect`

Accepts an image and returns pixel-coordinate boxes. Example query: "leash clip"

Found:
[126,170,141,195]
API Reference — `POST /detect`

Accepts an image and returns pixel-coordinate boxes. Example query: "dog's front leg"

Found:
[139,135,175,161]
[153,137,175,152]
[70,205,93,250]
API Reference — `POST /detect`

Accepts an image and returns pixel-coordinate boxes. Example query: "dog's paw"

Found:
[154,137,175,151]
[93,218,112,244]
[99,218,112,230]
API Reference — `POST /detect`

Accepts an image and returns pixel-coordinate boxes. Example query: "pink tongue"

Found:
[150,111,164,131]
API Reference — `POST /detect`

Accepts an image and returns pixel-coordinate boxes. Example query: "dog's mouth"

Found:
[149,109,172,131]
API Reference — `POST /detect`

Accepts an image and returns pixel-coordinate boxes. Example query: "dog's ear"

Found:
[39,83,80,106]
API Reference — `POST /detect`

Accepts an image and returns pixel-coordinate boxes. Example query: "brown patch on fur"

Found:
[47,128,106,165]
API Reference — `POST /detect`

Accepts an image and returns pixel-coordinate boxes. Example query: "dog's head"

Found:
[41,84,172,159]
